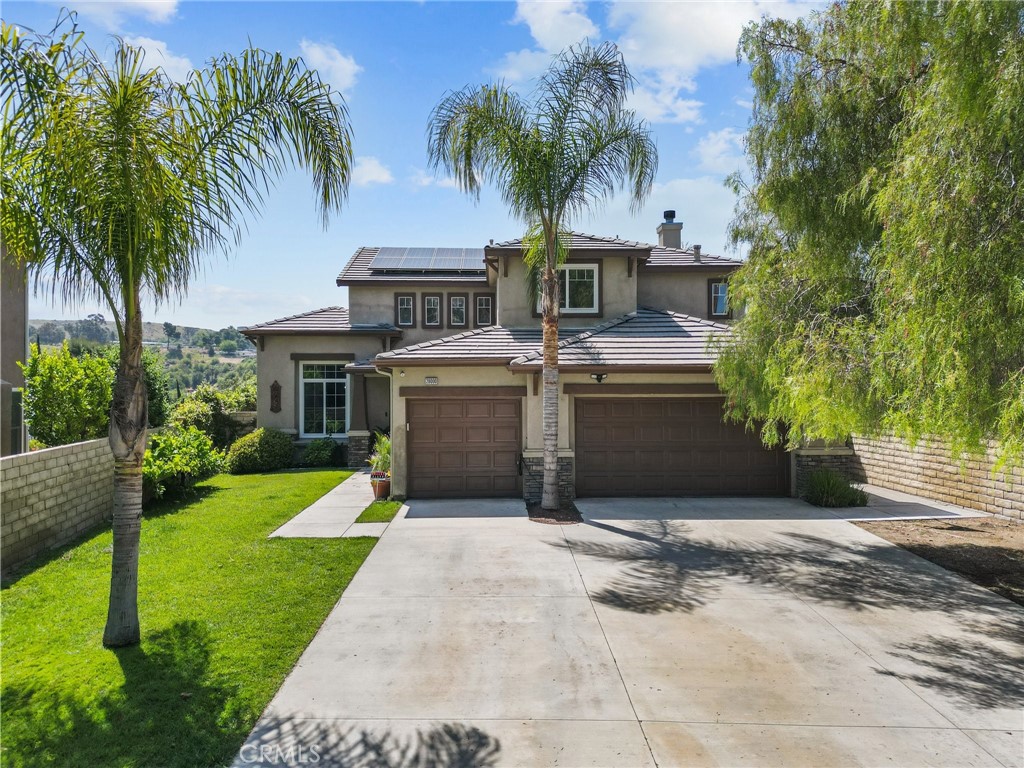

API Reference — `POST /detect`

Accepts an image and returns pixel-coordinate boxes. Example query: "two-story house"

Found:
[241,212,790,501]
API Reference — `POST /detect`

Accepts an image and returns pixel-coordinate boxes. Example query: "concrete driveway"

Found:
[236,496,1024,767]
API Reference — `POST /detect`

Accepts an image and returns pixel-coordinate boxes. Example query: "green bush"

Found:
[168,397,215,436]
[143,426,224,502]
[20,342,112,446]
[225,428,294,474]
[302,437,338,467]
[803,468,868,507]
[367,431,391,475]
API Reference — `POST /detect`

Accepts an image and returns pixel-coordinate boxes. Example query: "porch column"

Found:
[348,372,371,467]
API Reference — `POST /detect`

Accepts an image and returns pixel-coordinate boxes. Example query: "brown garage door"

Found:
[407,398,522,498]
[575,398,789,496]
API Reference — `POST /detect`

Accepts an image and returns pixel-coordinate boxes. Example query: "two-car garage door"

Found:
[575,398,789,496]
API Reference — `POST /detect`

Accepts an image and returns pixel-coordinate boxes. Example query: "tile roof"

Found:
[336,246,489,285]
[489,231,743,267]
[241,306,400,336]
[373,308,729,369]
[374,326,588,364]
[490,232,650,250]
[509,308,730,369]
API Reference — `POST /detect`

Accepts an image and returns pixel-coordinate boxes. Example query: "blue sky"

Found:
[7,0,814,329]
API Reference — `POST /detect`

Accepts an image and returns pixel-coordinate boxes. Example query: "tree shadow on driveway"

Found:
[557,518,1024,712]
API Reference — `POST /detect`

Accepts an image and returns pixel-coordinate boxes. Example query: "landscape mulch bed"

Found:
[856,515,1024,608]
[528,501,583,525]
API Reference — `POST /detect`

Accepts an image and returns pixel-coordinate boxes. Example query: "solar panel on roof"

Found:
[369,247,484,272]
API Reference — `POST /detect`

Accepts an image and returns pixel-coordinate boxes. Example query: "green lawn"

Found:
[0,469,374,768]
[354,500,403,523]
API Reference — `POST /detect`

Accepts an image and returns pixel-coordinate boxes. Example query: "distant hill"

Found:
[28,318,252,348]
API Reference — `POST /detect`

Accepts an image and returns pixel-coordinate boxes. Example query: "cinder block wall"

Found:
[849,435,1023,521]
[1,439,114,573]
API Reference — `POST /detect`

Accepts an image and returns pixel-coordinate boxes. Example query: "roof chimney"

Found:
[656,210,682,249]
[693,244,701,263]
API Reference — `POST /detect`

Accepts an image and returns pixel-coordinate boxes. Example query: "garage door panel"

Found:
[576,397,788,497]
[407,397,522,499]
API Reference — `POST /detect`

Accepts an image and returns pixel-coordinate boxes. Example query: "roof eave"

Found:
[241,328,402,338]
[507,363,716,373]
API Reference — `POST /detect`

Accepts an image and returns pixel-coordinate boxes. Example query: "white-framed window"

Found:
[301,362,349,437]
[475,294,494,327]
[396,294,415,327]
[537,263,599,314]
[449,294,467,327]
[424,294,441,326]
[709,280,730,318]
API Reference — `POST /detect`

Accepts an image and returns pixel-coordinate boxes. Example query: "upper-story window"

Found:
[423,294,442,327]
[395,294,415,327]
[301,362,348,438]
[475,293,495,327]
[708,279,731,319]
[537,263,600,314]
[448,293,468,328]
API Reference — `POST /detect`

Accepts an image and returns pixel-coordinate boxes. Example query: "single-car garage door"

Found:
[407,398,522,498]
[575,398,789,496]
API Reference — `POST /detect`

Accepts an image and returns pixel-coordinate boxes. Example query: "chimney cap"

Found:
[663,210,676,222]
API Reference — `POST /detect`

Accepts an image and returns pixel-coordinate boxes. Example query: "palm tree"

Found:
[427,42,657,511]
[1,16,352,646]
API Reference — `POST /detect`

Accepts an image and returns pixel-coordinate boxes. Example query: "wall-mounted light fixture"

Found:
[399,370,406,378]
[590,373,607,383]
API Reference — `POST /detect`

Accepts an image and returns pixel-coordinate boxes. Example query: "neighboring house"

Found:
[1,247,28,456]
[242,212,790,501]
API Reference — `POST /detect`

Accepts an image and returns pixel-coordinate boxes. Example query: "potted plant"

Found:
[368,431,391,500]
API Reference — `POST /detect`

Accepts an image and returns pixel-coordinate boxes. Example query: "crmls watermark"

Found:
[237,743,322,765]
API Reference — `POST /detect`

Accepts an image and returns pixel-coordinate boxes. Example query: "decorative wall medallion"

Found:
[270,380,282,413]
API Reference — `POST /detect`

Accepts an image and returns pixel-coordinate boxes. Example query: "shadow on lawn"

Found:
[560,519,1024,710]
[1,486,222,589]
[2,620,250,768]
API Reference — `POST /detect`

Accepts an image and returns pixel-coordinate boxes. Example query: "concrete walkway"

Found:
[239,496,1023,767]
[269,470,389,539]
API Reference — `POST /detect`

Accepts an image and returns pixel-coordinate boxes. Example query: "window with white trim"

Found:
[424,294,441,326]
[537,263,599,314]
[301,363,348,437]
[449,295,467,327]
[475,294,494,326]
[396,294,415,327]
[709,280,730,318]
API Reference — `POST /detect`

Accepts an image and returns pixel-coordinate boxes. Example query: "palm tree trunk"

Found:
[540,256,560,511]
[103,302,148,648]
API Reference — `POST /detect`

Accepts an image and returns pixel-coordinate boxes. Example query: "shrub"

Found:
[20,342,112,446]
[803,468,868,507]
[302,437,337,467]
[226,428,294,474]
[143,427,224,502]
[168,397,215,436]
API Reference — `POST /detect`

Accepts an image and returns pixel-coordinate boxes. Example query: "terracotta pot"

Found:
[371,477,391,500]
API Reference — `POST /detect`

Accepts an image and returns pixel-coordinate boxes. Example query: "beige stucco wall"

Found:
[636,268,733,320]
[387,366,718,497]
[496,251,638,328]
[349,284,493,346]
[1,251,28,456]
[255,334,388,434]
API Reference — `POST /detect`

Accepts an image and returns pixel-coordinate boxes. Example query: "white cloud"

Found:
[66,0,178,29]
[628,85,702,125]
[579,175,741,257]
[352,157,394,187]
[494,0,599,82]
[695,127,746,175]
[122,36,193,82]
[410,169,459,189]
[607,0,815,123]
[299,40,362,96]
[734,98,754,110]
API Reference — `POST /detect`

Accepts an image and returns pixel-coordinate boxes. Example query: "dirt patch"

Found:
[856,516,1024,607]
[528,501,583,525]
